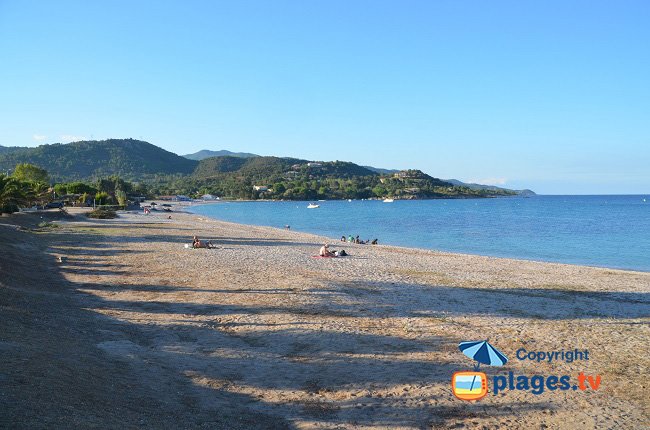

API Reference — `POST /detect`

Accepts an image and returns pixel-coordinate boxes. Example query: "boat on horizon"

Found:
[383,198,394,203]
[307,203,320,208]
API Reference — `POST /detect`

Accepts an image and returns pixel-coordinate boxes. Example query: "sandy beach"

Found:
[1,208,649,429]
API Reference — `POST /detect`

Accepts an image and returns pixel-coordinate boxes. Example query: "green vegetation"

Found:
[150,159,516,200]
[0,138,197,182]
[182,149,259,160]
[0,164,52,214]
[0,174,30,214]
[86,207,117,219]
[0,140,524,203]
[13,163,49,183]
[37,221,59,229]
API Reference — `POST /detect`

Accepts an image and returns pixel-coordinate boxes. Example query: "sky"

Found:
[0,1,648,194]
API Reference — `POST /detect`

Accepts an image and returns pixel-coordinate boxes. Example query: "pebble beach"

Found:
[2,207,649,429]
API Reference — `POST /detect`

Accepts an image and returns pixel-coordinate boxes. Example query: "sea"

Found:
[188,195,650,272]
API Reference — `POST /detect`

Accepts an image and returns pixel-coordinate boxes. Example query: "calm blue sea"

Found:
[188,195,650,272]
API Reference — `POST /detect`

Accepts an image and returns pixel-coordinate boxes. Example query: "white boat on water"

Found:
[383,198,394,203]
[307,203,320,208]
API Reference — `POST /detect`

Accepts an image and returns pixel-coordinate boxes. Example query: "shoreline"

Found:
[174,201,650,274]
[3,208,649,428]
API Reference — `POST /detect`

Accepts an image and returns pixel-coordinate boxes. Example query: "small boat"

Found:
[307,203,320,209]
[348,199,352,202]
[383,198,394,203]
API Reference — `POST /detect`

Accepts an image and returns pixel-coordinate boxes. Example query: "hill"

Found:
[183,149,259,160]
[0,139,198,181]
[167,159,464,200]
[444,179,537,196]
[0,145,29,156]
[193,157,377,180]
[0,138,531,199]
[363,166,399,175]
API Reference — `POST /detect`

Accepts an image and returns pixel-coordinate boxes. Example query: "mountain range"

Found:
[182,149,259,160]
[0,139,534,195]
[179,148,533,195]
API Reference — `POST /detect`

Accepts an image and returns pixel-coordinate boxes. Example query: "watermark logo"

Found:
[452,340,508,401]
[452,341,601,400]
[451,371,489,401]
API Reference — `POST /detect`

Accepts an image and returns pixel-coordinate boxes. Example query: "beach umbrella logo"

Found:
[452,340,508,401]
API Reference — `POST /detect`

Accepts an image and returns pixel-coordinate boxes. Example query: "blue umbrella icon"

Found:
[459,340,508,391]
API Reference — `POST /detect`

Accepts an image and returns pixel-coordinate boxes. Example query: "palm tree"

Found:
[0,174,29,214]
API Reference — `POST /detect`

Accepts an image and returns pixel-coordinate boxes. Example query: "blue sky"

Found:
[0,1,648,194]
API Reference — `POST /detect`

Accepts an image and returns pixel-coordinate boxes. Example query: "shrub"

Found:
[86,208,117,219]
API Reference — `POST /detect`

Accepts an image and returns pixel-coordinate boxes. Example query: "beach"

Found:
[1,208,649,429]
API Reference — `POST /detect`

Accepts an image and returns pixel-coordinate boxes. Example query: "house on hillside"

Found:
[201,194,218,200]
[253,185,269,192]
[307,162,322,167]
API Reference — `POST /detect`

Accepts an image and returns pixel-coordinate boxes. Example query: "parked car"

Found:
[45,201,64,209]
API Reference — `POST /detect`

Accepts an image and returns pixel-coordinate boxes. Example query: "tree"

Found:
[96,178,114,193]
[13,163,49,183]
[54,183,68,196]
[95,191,111,205]
[0,174,29,214]
[115,189,127,206]
[66,182,97,195]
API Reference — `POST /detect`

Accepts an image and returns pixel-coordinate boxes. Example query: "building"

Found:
[253,185,269,192]
[158,195,191,201]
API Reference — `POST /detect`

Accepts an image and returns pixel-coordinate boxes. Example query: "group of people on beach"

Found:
[341,235,378,245]
[319,235,379,257]
[190,231,377,256]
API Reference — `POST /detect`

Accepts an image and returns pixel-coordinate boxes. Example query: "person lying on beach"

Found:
[319,243,336,257]
[192,236,215,249]
[371,239,378,245]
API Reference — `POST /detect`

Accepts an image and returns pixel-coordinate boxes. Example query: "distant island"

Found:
[0,139,534,202]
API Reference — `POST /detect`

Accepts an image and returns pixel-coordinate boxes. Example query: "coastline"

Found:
[181,199,650,273]
[2,208,649,428]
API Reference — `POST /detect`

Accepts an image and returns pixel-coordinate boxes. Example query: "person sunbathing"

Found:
[319,243,335,257]
[192,236,215,249]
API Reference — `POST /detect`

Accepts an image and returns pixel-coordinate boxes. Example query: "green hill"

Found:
[0,145,28,156]
[0,138,527,199]
[183,149,259,160]
[193,157,378,181]
[0,139,198,181]
[192,156,250,176]
[444,179,537,196]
